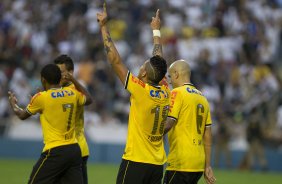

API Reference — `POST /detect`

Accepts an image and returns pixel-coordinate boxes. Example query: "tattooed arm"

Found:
[97,3,128,84]
[151,9,163,57]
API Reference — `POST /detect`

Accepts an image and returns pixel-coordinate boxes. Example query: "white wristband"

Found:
[153,30,161,37]
[15,104,23,110]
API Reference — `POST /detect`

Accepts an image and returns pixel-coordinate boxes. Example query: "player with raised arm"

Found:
[163,60,216,184]
[97,4,169,184]
[8,64,92,184]
[54,54,91,184]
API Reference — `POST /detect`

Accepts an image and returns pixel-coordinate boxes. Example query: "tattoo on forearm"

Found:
[104,45,111,54]
[104,32,113,54]
[153,44,162,56]
[105,34,112,43]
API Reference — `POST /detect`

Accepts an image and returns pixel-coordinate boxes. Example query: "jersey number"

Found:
[62,103,74,131]
[151,105,169,135]
[196,104,204,134]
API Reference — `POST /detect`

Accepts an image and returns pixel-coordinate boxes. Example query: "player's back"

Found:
[167,84,212,171]
[123,72,170,165]
[27,87,85,152]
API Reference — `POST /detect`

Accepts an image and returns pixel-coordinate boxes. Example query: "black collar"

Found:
[148,82,161,89]
[183,83,194,87]
[64,82,73,87]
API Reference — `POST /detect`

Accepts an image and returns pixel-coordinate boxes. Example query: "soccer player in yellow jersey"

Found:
[54,54,90,184]
[8,64,92,184]
[163,60,216,184]
[97,4,169,184]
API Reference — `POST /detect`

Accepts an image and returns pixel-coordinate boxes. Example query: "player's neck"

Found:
[178,79,191,87]
[46,84,61,90]
[147,80,159,88]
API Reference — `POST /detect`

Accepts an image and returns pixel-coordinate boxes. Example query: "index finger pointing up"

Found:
[155,9,160,18]
[103,2,107,13]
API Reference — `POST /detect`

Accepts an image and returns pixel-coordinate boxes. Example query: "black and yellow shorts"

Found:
[116,159,163,184]
[163,170,203,184]
[28,143,83,184]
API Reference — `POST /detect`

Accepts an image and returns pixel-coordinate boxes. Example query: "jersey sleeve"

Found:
[168,89,182,121]
[65,86,86,106]
[76,90,86,106]
[26,93,44,115]
[124,71,146,96]
[205,103,212,127]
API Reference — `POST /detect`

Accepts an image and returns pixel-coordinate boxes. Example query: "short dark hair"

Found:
[41,64,61,85]
[54,54,74,71]
[147,55,167,84]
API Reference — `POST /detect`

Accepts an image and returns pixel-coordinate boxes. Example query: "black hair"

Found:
[53,54,74,71]
[41,64,61,85]
[147,55,167,84]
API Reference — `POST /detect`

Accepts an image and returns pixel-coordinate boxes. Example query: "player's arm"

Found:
[163,90,181,135]
[97,3,128,84]
[203,126,216,184]
[151,9,163,57]
[63,72,93,105]
[163,117,177,135]
[8,91,31,120]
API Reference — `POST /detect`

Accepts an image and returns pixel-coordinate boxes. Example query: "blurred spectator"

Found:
[0,87,9,118]
[9,68,31,106]
[239,108,268,171]
[214,111,232,169]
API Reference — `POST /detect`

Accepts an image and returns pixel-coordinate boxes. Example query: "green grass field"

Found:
[0,158,281,184]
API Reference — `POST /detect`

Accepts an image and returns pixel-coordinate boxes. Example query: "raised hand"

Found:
[151,9,161,30]
[96,1,128,84]
[97,3,108,27]
[151,9,162,56]
[7,90,24,114]
[8,91,18,106]
[8,89,32,120]
[62,72,74,83]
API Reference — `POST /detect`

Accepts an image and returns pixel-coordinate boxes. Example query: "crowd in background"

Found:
[1,0,282,169]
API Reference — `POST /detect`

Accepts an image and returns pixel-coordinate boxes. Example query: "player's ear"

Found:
[40,76,45,84]
[174,71,179,79]
[40,77,47,90]
[141,70,146,78]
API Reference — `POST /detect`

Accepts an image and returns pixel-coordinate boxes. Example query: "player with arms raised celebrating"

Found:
[97,4,169,184]
[8,64,92,184]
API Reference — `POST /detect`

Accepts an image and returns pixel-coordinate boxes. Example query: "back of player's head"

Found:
[146,55,167,84]
[54,54,74,71]
[170,60,191,77]
[41,64,61,85]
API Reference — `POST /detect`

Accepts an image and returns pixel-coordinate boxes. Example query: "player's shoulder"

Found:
[63,86,73,91]
[129,72,146,88]
[62,87,85,99]
[62,86,78,94]
[32,91,45,99]
[170,87,183,100]
[66,83,76,90]
[171,86,183,94]
[29,91,44,105]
